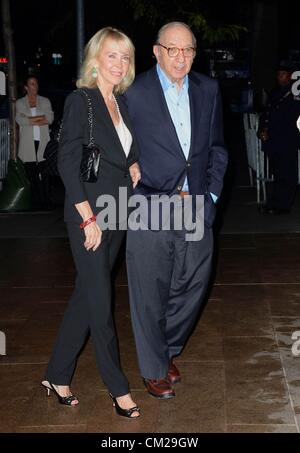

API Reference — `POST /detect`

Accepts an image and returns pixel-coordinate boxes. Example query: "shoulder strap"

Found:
[56,88,94,145]
[77,88,95,147]
[56,121,63,142]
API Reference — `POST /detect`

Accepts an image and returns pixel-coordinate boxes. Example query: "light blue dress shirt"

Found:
[156,64,217,203]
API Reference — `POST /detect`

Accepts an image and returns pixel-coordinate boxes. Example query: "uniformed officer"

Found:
[258,62,300,214]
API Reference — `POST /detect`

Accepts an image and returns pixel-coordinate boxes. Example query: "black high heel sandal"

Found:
[42,382,79,406]
[109,393,140,419]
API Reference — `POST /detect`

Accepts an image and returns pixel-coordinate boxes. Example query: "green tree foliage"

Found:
[126,0,247,46]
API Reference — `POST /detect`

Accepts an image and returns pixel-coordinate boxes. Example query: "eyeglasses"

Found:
[157,43,196,58]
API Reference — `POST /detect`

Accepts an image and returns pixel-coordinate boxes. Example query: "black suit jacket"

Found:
[259,84,300,154]
[58,87,139,224]
[123,66,228,227]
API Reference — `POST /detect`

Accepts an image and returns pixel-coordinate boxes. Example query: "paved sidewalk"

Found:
[0,224,300,432]
[1,144,300,431]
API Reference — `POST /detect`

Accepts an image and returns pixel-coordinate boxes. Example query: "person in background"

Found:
[123,21,228,399]
[42,27,141,419]
[258,63,300,214]
[16,76,54,208]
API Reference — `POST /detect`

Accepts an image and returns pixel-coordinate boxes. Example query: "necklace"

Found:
[112,95,121,121]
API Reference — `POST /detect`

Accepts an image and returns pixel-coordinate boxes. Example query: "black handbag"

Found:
[43,89,101,182]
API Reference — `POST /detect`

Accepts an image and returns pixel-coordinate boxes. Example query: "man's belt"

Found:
[178,191,189,198]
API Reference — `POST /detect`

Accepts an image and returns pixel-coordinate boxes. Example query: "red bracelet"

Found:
[80,215,97,229]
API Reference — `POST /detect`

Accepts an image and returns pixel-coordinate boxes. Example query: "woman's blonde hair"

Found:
[77,27,135,94]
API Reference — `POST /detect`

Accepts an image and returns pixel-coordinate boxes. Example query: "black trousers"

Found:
[266,148,298,210]
[45,224,130,397]
[126,226,213,379]
[24,141,51,208]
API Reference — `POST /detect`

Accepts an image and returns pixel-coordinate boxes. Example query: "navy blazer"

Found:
[123,66,228,227]
[58,87,139,224]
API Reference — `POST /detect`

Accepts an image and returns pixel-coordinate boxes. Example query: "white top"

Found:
[30,107,41,141]
[113,97,132,157]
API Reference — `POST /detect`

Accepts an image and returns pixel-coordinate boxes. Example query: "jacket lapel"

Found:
[88,88,126,161]
[147,67,187,161]
[82,88,126,167]
[117,96,136,163]
[187,72,204,160]
[25,95,42,114]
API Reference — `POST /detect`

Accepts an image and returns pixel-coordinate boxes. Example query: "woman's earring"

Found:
[92,67,98,78]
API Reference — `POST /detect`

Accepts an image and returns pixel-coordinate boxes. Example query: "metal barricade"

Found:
[243,113,300,203]
[0,118,9,182]
[243,112,274,203]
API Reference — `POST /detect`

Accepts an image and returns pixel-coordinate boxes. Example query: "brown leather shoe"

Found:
[143,378,175,399]
[167,361,181,384]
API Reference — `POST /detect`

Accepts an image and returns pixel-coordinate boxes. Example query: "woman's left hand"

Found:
[129,162,141,189]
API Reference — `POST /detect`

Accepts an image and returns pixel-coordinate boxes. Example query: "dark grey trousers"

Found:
[126,227,213,379]
[45,224,129,397]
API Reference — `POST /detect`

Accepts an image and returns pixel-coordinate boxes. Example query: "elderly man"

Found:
[124,22,228,399]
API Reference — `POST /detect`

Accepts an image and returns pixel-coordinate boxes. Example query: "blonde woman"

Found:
[42,27,141,418]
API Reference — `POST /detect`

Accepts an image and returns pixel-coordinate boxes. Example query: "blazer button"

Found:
[177,185,182,191]
[186,162,191,167]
